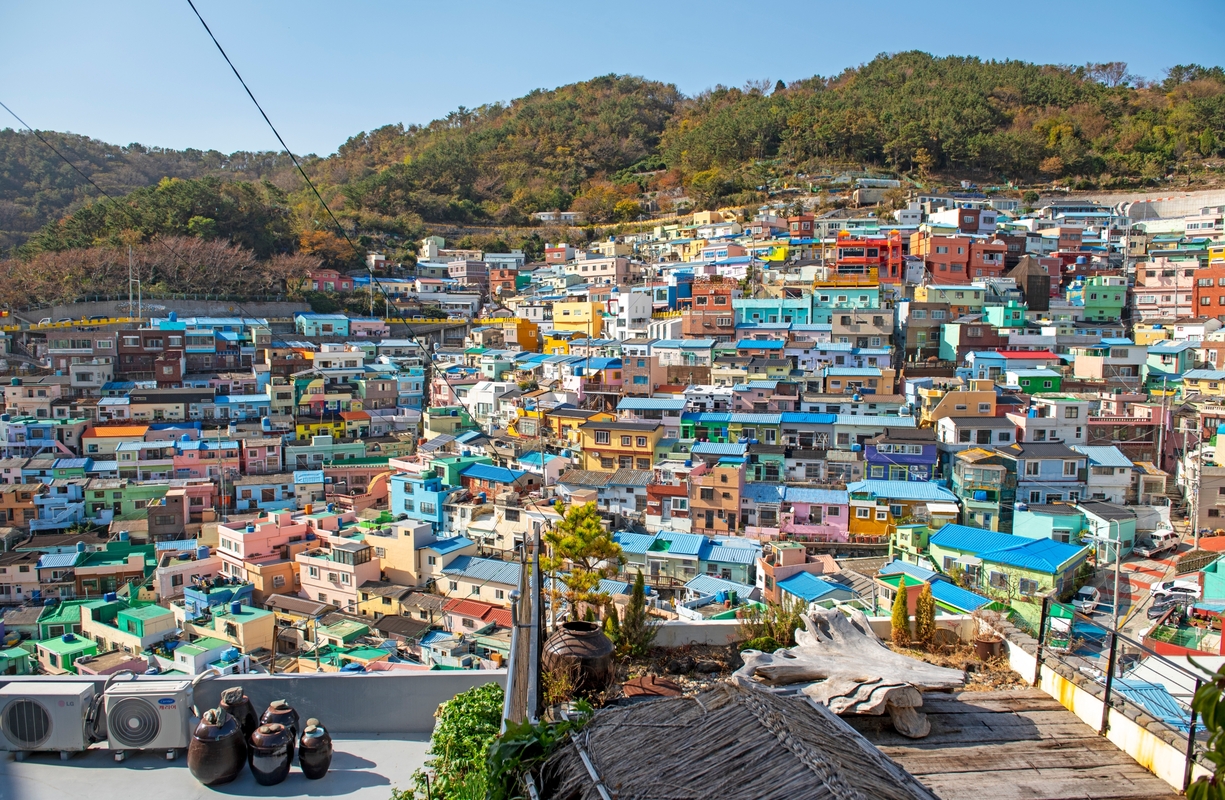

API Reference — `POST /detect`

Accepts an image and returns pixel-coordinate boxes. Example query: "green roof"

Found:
[0,646,30,660]
[36,635,97,656]
[341,647,388,661]
[119,605,173,621]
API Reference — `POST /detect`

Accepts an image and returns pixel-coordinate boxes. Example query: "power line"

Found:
[184,0,486,429]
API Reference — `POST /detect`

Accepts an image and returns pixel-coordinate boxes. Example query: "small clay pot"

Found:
[298,718,333,780]
[219,686,259,741]
[187,708,246,786]
[248,723,292,786]
[261,699,300,761]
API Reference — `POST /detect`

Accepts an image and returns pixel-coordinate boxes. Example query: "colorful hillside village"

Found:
[3,199,1225,677]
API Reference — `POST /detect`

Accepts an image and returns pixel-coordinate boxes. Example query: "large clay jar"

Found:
[219,686,259,741]
[298,718,333,780]
[248,723,293,786]
[261,699,300,762]
[542,620,615,697]
[187,708,246,786]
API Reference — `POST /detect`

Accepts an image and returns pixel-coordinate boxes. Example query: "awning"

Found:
[957,556,983,566]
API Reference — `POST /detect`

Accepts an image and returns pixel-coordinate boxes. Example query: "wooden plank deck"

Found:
[844,689,1180,800]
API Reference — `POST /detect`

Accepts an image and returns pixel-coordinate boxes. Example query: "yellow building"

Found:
[912,284,986,318]
[847,484,959,539]
[476,317,540,351]
[577,419,665,472]
[546,408,614,446]
[1132,321,1173,346]
[1210,244,1225,267]
[917,379,997,426]
[356,581,415,618]
[366,521,478,588]
[296,418,348,440]
[552,302,603,337]
[1182,369,1225,399]
[543,330,580,355]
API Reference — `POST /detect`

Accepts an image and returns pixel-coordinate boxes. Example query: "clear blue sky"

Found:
[2,0,1223,156]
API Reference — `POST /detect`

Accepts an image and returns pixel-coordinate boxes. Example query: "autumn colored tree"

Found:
[914,584,937,650]
[543,502,624,620]
[298,229,358,268]
[890,586,910,647]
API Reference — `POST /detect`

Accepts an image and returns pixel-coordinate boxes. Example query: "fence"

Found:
[1031,598,1210,791]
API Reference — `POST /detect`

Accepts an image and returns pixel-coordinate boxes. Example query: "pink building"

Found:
[744,489,850,543]
[1133,257,1196,320]
[173,439,241,480]
[349,318,391,338]
[215,508,358,602]
[297,539,380,611]
[241,437,284,475]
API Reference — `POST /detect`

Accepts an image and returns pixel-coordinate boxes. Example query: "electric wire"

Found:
[184,0,486,428]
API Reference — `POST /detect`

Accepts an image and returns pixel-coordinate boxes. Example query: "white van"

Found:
[1134,529,1178,558]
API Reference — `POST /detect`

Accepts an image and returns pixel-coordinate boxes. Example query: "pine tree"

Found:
[619,571,657,658]
[891,584,911,647]
[543,501,624,620]
[603,602,621,647]
[914,584,937,650]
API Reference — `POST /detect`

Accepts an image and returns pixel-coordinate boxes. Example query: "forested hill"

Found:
[5,53,1225,265]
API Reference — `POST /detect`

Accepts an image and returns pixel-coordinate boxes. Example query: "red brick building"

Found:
[1194,265,1225,323]
[683,277,740,341]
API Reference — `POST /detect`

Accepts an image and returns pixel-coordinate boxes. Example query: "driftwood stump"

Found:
[733,606,964,738]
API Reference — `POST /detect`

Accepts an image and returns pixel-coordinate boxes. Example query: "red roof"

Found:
[998,351,1059,359]
[443,598,512,628]
[339,411,371,421]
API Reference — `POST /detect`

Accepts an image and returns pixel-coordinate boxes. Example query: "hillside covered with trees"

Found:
[2,53,1223,307]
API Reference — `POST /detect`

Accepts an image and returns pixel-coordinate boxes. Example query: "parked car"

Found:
[1151,579,1202,600]
[1134,529,1179,558]
[37,317,51,325]
[1071,586,1100,614]
[1147,596,1191,620]
[55,318,71,323]
[86,315,108,322]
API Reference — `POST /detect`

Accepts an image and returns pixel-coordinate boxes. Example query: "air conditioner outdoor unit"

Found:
[0,682,94,760]
[104,679,194,761]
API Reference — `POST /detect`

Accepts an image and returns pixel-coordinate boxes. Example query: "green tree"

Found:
[1189,661,1225,799]
[618,571,657,657]
[891,586,910,647]
[603,601,620,645]
[1022,190,1040,204]
[542,501,624,620]
[914,584,937,650]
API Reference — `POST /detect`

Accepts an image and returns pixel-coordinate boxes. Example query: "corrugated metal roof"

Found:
[420,537,474,556]
[835,414,916,428]
[847,480,956,502]
[730,413,782,425]
[691,441,748,456]
[460,463,527,484]
[699,540,761,565]
[614,531,657,554]
[36,552,79,569]
[1070,445,1134,469]
[608,469,652,487]
[783,487,849,505]
[779,412,838,424]
[441,555,521,585]
[657,531,705,556]
[878,560,938,581]
[824,367,883,376]
[776,572,847,602]
[616,397,687,411]
[685,574,756,598]
[929,580,992,612]
[742,484,786,504]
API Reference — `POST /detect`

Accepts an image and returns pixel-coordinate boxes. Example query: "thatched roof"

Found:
[540,683,939,800]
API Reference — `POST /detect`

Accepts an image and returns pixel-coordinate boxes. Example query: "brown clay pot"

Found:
[248,723,293,786]
[298,718,333,780]
[219,686,259,741]
[975,635,1003,661]
[187,707,246,786]
[261,699,300,761]
[542,620,615,697]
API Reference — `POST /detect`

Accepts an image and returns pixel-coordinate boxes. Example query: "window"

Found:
[978,403,990,413]
[958,429,972,443]
[875,509,888,521]
[989,571,1009,589]
[700,488,714,501]
[449,581,458,591]
[1025,461,1040,476]
[1029,490,1041,502]
[621,435,632,447]
[595,430,610,444]
[308,566,319,578]
[421,502,436,514]
[856,507,870,519]
[1018,579,1038,596]
[1064,461,1078,476]
[427,555,437,566]
[636,437,647,447]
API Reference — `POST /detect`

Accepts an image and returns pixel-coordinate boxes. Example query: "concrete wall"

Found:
[0,669,506,734]
[653,613,976,648]
[16,299,309,323]
[994,619,1206,792]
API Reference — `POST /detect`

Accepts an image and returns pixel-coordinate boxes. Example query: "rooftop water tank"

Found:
[76,541,86,553]
[118,531,129,542]
[168,311,177,322]
[62,633,75,643]
[104,592,117,602]
[850,443,862,452]
[1027,408,1037,418]
[1075,256,1087,265]
[230,601,242,615]
[197,545,210,560]
[974,490,988,501]
[246,524,255,533]
[9,378,19,386]
[1015,502,1029,512]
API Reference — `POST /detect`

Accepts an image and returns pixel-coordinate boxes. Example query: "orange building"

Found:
[833,231,904,283]
[689,459,744,535]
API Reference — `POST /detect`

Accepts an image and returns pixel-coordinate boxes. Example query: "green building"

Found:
[927,524,1090,600]
[430,455,493,486]
[1005,368,1062,394]
[0,645,34,675]
[984,301,1027,330]
[35,633,98,675]
[83,479,170,522]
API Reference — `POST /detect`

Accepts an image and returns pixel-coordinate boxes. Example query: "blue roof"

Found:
[460,463,528,484]
[736,339,785,349]
[779,412,838,424]
[879,560,939,581]
[36,553,79,569]
[1070,445,1133,469]
[691,441,748,456]
[742,484,786,504]
[656,531,704,556]
[730,413,782,425]
[154,539,199,551]
[835,415,916,428]
[617,397,687,411]
[613,531,657,555]
[929,580,992,613]
[419,536,474,556]
[931,525,1088,573]
[441,555,522,585]
[745,380,781,389]
[780,487,843,505]
[776,572,848,602]
[699,539,761,565]
[53,458,91,469]
[825,367,883,376]
[420,630,458,647]
[685,574,756,599]
[582,358,622,371]
[847,480,957,502]
[1182,369,1225,380]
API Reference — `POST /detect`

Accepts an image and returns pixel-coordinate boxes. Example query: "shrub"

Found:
[891,586,911,647]
[618,571,657,658]
[405,683,504,800]
[735,597,806,647]
[739,636,783,653]
[914,584,937,650]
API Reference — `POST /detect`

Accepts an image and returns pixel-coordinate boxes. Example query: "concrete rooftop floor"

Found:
[0,734,430,800]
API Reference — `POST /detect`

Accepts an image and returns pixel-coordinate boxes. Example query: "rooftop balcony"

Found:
[0,670,504,800]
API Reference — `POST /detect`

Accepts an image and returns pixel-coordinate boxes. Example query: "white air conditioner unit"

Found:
[104,679,194,760]
[0,682,94,760]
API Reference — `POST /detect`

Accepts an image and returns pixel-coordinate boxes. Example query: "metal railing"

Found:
[1034,598,1208,790]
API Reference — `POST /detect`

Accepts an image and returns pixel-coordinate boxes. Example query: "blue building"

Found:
[864,428,939,481]
[992,442,1088,506]
[232,475,296,513]
[295,313,351,337]
[389,469,458,532]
